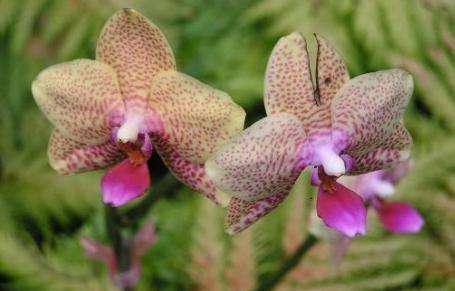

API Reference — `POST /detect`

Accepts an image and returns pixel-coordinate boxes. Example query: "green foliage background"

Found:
[0,0,453,290]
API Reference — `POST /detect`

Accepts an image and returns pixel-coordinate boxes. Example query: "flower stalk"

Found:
[254,234,318,291]
[105,205,134,291]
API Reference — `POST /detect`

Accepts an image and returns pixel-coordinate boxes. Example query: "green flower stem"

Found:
[254,234,318,291]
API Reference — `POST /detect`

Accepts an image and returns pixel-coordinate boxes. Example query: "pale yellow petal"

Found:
[264,32,316,130]
[96,9,176,110]
[205,113,306,201]
[32,59,124,144]
[149,71,246,164]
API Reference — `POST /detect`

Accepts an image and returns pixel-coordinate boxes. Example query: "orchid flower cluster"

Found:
[32,8,422,282]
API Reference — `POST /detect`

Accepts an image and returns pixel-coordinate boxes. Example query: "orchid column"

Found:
[31,9,245,290]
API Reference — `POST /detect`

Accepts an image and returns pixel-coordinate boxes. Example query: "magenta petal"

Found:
[316,182,367,237]
[101,159,150,207]
[377,201,424,233]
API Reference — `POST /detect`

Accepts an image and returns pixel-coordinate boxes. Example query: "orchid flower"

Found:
[81,220,157,289]
[32,9,245,207]
[344,161,424,233]
[206,33,413,236]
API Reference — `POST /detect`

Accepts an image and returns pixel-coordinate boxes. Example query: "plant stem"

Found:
[254,234,318,291]
[105,205,134,291]
[104,172,180,290]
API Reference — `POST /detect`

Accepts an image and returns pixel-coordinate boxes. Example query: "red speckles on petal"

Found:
[48,129,124,174]
[315,34,350,105]
[151,131,229,206]
[205,113,307,202]
[313,34,349,134]
[149,71,245,164]
[264,32,316,132]
[32,59,124,144]
[225,194,288,234]
[348,133,412,175]
[265,33,350,140]
[332,69,414,174]
[96,9,176,112]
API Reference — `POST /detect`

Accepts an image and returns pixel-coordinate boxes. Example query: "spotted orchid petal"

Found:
[96,9,176,111]
[264,33,350,138]
[225,193,287,234]
[32,59,124,144]
[48,130,124,174]
[206,113,307,202]
[331,69,414,174]
[264,32,316,131]
[315,34,350,108]
[347,126,412,174]
[149,71,245,164]
[150,133,229,205]
[316,182,367,237]
[311,34,349,136]
[376,201,424,233]
[101,159,150,207]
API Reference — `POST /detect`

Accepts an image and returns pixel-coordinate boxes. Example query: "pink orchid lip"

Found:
[101,159,151,207]
[102,115,157,208]
[316,181,367,237]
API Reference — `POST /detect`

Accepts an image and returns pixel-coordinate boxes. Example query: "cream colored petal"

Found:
[205,113,306,202]
[48,130,124,175]
[32,59,124,144]
[149,71,245,164]
[225,194,288,234]
[96,9,176,111]
[332,69,414,164]
[264,32,316,131]
[151,132,230,206]
[347,124,412,175]
[310,34,349,135]
[315,34,350,108]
